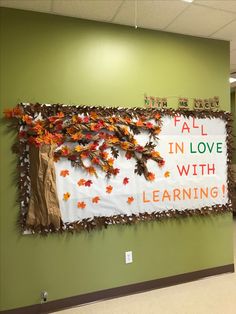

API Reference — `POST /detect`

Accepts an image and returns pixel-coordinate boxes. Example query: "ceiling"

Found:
[0,0,236,74]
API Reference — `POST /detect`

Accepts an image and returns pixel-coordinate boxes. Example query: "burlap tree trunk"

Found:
[26,143,61,228]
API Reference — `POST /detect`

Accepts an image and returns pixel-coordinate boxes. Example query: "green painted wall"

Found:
[0,8,234,311]
[231,89,236,163]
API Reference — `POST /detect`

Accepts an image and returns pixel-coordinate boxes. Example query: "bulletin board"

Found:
[4,103,233,234]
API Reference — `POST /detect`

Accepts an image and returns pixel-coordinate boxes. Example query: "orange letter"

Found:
[143,191,150,203]
[153,190,160,202]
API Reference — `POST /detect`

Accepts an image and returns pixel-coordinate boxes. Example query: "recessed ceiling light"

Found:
[182,0,194,3]
[230,77,236,83]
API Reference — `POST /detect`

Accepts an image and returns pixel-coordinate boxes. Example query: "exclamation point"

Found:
[222,184,226,198]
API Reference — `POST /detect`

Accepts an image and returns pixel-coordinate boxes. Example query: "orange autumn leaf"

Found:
[77,201,86,209]
[164,171,170,178]
[80,151,89,159]
[56,112,64,119]
[87,166,96,176]
[72,115,78,123]
[22,114,33,125]
[110,136,119,144]
[120,141,130,150]
[155,113,161,120]
[106,185,113,194]
[107,125,115,131]
[136,120,144,127]
[90,111,99,120]
[3,109,14,119]
[71,132,83,141]
[124,117,131,123]
[107,158,114,166]
[77,179,86,186]
[63,192,71,201]
[60,170,69,177]
[154,126,161,134]
[147,172,155,181]
[92,196,100,203]
[122,127,130,135]
[100,151,109,159]
[32,122,43,134]
[151,151,160,158]
[102,164,109,172]
[127,196,134,204]
[75,145,83,152]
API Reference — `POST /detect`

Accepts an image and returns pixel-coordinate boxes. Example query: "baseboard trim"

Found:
[1,264,234,314]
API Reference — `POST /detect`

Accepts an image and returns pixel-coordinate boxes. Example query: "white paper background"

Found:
[54,116,228,223]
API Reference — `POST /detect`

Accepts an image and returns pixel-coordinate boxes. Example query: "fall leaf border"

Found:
[3,103,234,234]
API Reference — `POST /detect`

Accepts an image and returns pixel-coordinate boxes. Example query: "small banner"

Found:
[4,104,233,234]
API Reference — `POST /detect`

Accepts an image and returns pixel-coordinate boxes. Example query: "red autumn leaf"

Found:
[60,170,69,177]
[83,116,90,123]
[78,179,86,186]
[136,145,144,152]
[92,157,100,164]
[85,133,92,140]
[106,185,113,194]
[85,180,93,187]
[112,168,120,176]
[123,177,129,185]
[127,196,134,204]
[92,196,100,203]
[61,146,71,156]
[159,159,165,167]
[146,122,154,129]
[77,201,86,209]
[125,151,132,160]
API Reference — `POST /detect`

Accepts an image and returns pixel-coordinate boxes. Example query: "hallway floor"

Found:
[55,219,236,314]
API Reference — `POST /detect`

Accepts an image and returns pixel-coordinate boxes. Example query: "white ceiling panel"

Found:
[52,0,123,22]
[166,4,236,37]
[211,20,236,40]
[195,1,236,13]
[0,0,51,12]
[113,0,189,30]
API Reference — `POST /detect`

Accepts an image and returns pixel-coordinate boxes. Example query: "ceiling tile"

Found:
[52,0,123,21]
[195,1,236,13]
[113,0,188,30]
[0,0,52,12]
[166,4,236,37]
[211,20,236,40]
